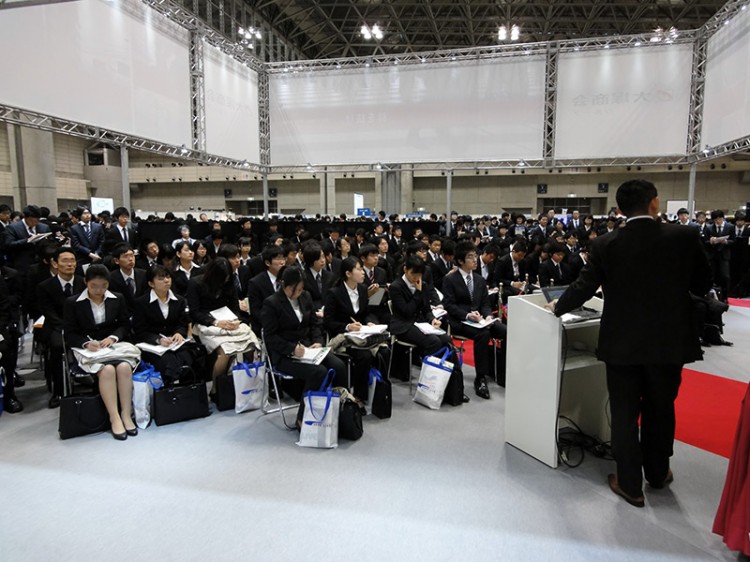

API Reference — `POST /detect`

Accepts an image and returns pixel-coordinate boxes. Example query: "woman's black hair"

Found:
[200,257,233,297]
[146,264,172,283]
[174,240,192,254]
[85,264,110,283]
[337,256,361,286]
[279,265,304,289]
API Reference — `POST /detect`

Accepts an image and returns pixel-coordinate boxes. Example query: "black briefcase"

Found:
[371,377,392,419]
[153,383,210,426]
[338,400,363,441]
[213,372,235,411]
[59,394,109,439]
[442,367,464,407]
[389,344,412,382]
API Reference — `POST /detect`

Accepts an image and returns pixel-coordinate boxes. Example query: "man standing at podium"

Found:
[550,179,711,508]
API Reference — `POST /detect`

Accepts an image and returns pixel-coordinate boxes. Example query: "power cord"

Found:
[558,415,613,468]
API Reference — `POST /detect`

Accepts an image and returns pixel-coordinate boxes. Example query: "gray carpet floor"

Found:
[1,305,748,561]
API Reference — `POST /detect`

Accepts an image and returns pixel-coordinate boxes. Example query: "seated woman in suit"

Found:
[187,257,249,388]
[261,266,348,426]
[323,257,379,404]
[191,240,211,267]
[132,265,193,386]
[63,264,137,440]
[171,241,202,297]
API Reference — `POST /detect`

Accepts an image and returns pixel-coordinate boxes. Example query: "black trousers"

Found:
[606,363,682,497]
[274,353,348,420]
[396,325,452,357]
[450,321,506,380]
[342,347,375,402]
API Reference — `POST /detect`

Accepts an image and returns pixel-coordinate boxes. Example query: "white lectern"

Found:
[505,293,610,468]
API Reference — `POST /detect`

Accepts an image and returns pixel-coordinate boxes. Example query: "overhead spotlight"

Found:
[650,27,663,43]
[702,145,712,155]
[242,160,250,168]
[361,23,384,40]
[604,44,610,49]
[420,57,426,63]
[180,145,189,155]
[634,41,642,47]
[343,173,347,178]
[498,25,507,41]
[517,159,527,168]
[306,163,314,172]
[375,162,383,171]
[510,25,520,41]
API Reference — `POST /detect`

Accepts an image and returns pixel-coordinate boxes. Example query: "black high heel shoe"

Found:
[111,430,127,441]
[125,427,138,437]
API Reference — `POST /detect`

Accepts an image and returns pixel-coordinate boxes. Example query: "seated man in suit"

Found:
[389,255,468,402]
[107,244,148,316]
[359,243,390,324]
[538,242,572,288]
[494,239,530,304]
[442,241,506,400]
[302,241,333,313]
[247,244,286,337]
[135,239,160,270]
[36,247,86,408]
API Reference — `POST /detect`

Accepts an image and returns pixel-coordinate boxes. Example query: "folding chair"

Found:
[259,330,298,430]
[60,330,98,397]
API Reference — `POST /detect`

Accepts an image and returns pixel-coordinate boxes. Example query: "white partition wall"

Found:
[0,0,191,147]
[702,6,750,149]
[555,45,693,159]
[204,43,261,162]
[269,57,546,166]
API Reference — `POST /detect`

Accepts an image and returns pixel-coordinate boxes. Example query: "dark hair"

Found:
[237,237,252,248]
[23,205,42,219]
[0,204,11,214]
[402,255,425,274]
[302,243,323,268]
[85,264,110,282]
[440,239,456,257]
[320,240,334,257]
[548,242,567,255]
[113,207,130,219]
[511,239,528,254]
[147,264,172,283]
[54,246,76,261]
[112,243,133,259]
[429,234,441,244]
[710,209,725,220]
[454,240,477,267]
[140,238,158,253]
[160,243,175,261]
[200,257,233,296]
[279,265,304,288]
[358,243,378,259]
[337,256,361,286]
[262,244,285,267]
[405,240,428,256]
[174,240,192,254]
[218,244,239,259]
[616,179,658,217]
[482,243,501,257]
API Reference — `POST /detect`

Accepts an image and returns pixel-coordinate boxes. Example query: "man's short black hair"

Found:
[454,240,477,267]
[218,244,239,259]
[302,242,323,267]
[358,243,378,259]
[113,207,130,218]
[112,243,133,259]
[482,243,501,257]
[711,209,725,220]
[262,244,285,267]
[54,246,76,261]
[23,205,42,218]
[402,255,425,274]
[440,239,456,257]
[615,180,658,217]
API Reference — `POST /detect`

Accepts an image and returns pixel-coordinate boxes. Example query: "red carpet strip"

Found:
[728,298,750,309]
[454,339,745,458]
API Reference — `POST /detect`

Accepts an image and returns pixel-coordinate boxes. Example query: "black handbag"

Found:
[442,367,464,406]
[494,341,507,387]
[371,377,392,419]
[59,394,109,439]
[153,383,210,426]
[338,399,363,440]
[213,372,235,411]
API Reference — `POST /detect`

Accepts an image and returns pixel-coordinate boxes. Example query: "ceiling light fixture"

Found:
[361,23,384,41]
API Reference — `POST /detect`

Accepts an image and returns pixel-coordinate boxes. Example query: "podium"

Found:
[504,293,610,468]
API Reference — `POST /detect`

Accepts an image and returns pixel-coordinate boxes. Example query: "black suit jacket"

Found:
[2,220,51,270]
[63,292,131,348]
[707,223,735,260]
[132,292,189,345]
[555,218,712,365]
[171,265,203,297]
[261,290,323,365]
[247,271,277,336]
[538,259,570,288]
[304,267,334,310]
[107,268,148,313]
[186,277,241,327]
[388,276,434,336]
[103,225,138,255]
[37,275,86,338]
[441,270,492,331]
[69,222,104,263]
[495,254,528,289]
[323,283,374,337]
[429,257,452,291]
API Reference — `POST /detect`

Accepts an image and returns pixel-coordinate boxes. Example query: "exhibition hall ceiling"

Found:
[243,0,728,59]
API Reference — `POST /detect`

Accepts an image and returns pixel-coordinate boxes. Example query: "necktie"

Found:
[126,277,135,296]
[85,224,91,241]
[316,273,322,294]
[466,274,473,299]
[234,273,241,294]
[275,280,281,292]
[122,228,128,243]
[64,283,72,297]
[368,269,374,284]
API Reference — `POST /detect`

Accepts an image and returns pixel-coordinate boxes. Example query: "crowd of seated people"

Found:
[0,201,745,421]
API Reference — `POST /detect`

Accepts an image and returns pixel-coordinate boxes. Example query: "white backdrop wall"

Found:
[0,0,191,147]
[555,45,693,159]
[269,58,546,166]
[702,7,750,148]
[204,43,261,162]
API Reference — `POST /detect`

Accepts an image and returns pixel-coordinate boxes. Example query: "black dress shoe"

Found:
[125,427,138,437]
[721,338,734,346]
[608,474,644,508]
[48,395,61,409]
[13,373,26,387]
[462,394,470,403]
[699,338,712,347]
[4,397,24,413]
[474,378,491,400]
[111,430,127,441]
[648,469,674,489]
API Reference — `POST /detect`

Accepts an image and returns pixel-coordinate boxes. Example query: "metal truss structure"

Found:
[1,0,749,175]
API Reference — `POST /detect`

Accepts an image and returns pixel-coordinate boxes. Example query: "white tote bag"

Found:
[297,370,340,448]
[232,361,265,413]
[132,363,164,429]
[413,347,454,410]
